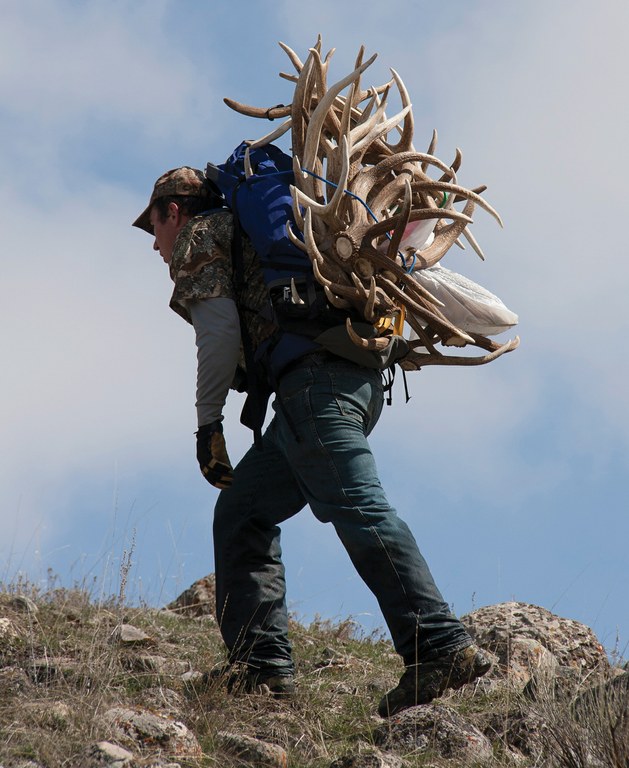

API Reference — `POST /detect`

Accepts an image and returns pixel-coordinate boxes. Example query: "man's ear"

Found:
[167,201,181,221]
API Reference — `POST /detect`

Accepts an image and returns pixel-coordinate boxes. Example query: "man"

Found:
[133,166,491,716]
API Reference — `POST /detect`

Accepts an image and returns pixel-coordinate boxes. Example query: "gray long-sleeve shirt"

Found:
[188,297,241,427]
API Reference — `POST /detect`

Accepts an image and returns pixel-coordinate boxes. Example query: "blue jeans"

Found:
[213,354,471,674]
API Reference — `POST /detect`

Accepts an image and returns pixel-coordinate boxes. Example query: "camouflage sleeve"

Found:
[168,212,236,324]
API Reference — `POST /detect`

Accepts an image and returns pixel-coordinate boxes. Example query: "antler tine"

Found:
[425,129,437,159]
[385,178,413,262]
[325,286,353,310]
[300,52,378,173]
[223,98,291,120]
[346,318,392,350]
[350,45,366,109]
[401,336,520,370]
[350,150,454,204]
[347,83,391,150]
[285,219,308,252]
[303,208,352,284]
[381,69,414,154]
[412,198,477,268]
[279,41,304,73]
[247,118,292,149]
[351,104,412,167]
[291,52,317,194]
[459,226,485,261]
[449,147,463,176]
[291,136,349,231]
[376,274,475,345]
[413,179,503,227]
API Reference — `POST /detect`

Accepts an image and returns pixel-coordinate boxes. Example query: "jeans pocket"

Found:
[329,370,383,431]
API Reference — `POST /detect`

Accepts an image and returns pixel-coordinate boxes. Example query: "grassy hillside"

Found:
[0,580,626,767]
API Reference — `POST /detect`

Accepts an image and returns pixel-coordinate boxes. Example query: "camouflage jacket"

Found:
[168,210,276,351]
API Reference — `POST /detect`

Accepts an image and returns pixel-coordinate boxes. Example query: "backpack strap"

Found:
[229,191,271,449]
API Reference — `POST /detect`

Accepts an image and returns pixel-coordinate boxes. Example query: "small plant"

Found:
[117,529,136,606]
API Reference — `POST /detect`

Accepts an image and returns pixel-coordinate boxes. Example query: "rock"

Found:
[8,595,39,614]
[120,653,189,676]
[27,656,87,686]
[103,706,202,759]
[330,748,405,767]
[139,686,187,716]
[503,636,559,689]
[84,741,134,766]
[216,731,288,768]
[111,624,156,647]
[0,665,32,695]
[164,575,216,619]
[374,703,493,763]
[181,670,204,687]
[462,602,609,679]
[24,700,72,729]
[0,617,18,640]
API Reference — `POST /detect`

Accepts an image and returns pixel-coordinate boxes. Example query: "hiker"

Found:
[133,166,491,717]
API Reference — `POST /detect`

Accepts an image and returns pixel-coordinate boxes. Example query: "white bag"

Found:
[411,264,518,337]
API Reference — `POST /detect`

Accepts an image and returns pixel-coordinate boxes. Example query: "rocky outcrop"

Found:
[462,601,609,690]
[164,575,216,620]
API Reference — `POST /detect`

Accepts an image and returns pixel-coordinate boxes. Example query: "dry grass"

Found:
[0,579,626,767]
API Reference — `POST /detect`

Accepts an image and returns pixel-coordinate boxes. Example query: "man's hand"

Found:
[196,421,233,489]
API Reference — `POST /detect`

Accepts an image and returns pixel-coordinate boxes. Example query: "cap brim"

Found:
[132,204,153,234]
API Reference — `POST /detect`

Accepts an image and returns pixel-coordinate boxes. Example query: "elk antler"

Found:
[223,38,518,370]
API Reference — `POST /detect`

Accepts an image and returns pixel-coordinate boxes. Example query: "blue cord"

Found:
[301,167,417,272]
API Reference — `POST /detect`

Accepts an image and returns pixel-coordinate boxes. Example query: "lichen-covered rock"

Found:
[6,595,39,614]
[0,617,18,641]
[216,731,288,768]
[462,602,609,678]
[103,706,201,758]
[330,748,405,767]
[119,653,189,677]
[83,740,134,766]
[0,665,32,696]
[374,703,493,762]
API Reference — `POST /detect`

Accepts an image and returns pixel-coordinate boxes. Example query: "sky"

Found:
[1,1,627,661]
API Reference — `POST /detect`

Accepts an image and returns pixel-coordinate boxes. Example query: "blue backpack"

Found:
[207,142,308,283]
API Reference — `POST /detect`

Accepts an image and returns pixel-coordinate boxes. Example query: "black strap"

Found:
[381,364,412,406]
[230,187,265,448]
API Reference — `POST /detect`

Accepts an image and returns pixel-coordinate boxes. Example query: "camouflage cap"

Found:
[132,166,208,234]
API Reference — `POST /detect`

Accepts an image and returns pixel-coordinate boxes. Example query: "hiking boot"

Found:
[196,665,295,698]
[378,644,492,717]
[226,667,296,698]
[244,671,296,697]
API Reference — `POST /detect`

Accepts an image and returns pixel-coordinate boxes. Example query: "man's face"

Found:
[149,202,184,265]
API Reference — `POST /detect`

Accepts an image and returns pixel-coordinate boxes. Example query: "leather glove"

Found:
[196,421,233,489]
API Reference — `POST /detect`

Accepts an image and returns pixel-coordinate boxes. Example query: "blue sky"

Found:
[1,1,627,660]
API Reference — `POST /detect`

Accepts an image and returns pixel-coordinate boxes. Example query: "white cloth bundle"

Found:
[411,263,518,337]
